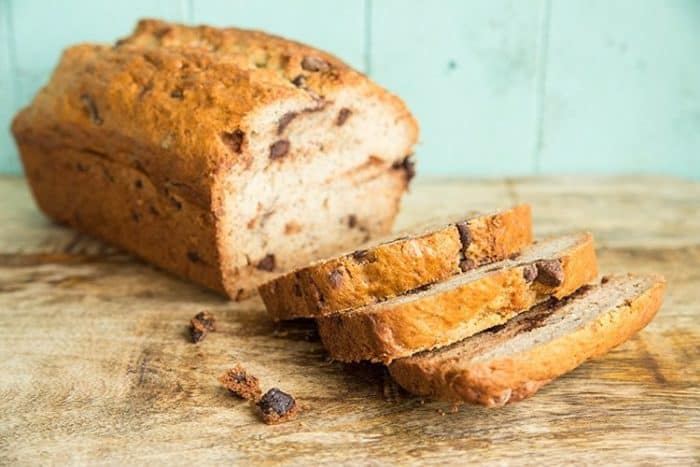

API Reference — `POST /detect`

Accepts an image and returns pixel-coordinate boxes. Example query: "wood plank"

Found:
[0,176,698,464]
[539,0,700,178]
[370,0,544,176]
[191,0,367,72]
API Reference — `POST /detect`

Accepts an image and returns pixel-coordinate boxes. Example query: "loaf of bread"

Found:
[11,19,419,298]
[388,274,665,407]
[259,205,533,319]
[317,232,598,363]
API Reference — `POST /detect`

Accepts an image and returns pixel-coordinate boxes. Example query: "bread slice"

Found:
[259,205,533,319]
[11,19,418,299]
[388,274,665,407]
[316,232,598,363]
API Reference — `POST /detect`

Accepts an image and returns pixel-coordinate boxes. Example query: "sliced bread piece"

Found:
[316,232,598,363]
[259,205,533,319]
[388,274,665,407]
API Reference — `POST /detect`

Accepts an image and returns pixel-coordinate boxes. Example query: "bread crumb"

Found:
[219,364,261,401]
[190,311,216,343]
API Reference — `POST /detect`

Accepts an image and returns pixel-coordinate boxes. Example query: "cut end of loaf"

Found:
[217,86,419,297]
[389,273,666,406]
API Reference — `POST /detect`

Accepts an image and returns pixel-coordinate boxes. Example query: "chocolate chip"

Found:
[601,276,611,284]
[522,263,538,283]
[336,108,352,126]
[535,260,564,286]
[347,214,357,228]
[291,75,306,88]
[258,388,298,424]
[187,250,202,263]
[277,112,297,134]
[221,130,245,153]
[269,139,290,160]
[459,258,475,272]
[456,222,472,250]
[189,311,216,343]
[170,88,184,99]
[80,94,103,125]
[301,55,329,72]
[134,179,143,189]
[392,156,416,182]
[329,269,343,288]
[256,254,276,271]
[352,249,376,263]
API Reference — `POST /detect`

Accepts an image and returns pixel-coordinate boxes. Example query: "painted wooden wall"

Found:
[1,0,698,178]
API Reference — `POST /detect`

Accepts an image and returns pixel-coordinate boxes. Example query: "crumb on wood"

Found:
[218,364,261,401]
[258,388,300,425]
[189,311,216,343]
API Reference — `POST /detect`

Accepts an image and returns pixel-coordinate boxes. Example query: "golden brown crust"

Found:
[388,274,665,407]
[259,205,533,319]
[19,144,228,292]
[317,233,598,363]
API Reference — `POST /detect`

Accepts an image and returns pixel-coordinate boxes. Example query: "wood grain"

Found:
[0,175,698,465]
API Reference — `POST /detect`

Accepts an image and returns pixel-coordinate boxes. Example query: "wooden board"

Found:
[0,175,698,465]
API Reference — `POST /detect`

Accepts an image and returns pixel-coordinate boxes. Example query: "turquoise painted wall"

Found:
[1,0,699,178]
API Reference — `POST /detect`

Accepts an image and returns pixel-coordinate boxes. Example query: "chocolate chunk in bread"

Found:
[535,259,564,286]
[256,254,276,271]
[336,108,352,126]
[221,130,244,153]
[269,139,290,159]
[392,156,416,182]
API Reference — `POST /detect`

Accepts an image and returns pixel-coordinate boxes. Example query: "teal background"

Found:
[1,0,699,178]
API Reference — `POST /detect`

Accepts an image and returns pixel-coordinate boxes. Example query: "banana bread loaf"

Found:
[11,19,419,299]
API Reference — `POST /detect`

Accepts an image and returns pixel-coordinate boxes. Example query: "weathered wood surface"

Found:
[0,175,698,465]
